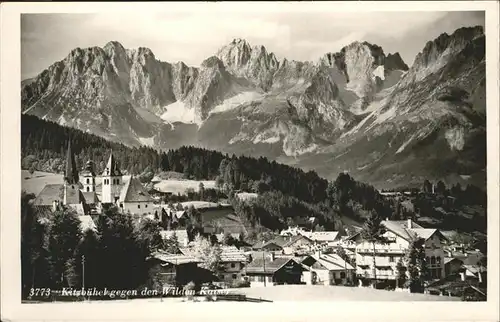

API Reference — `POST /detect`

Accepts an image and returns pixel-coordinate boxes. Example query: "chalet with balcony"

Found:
[300,252,355,285]
[243,252,304,287]
[217,246,248,284]
[351,219,448,285]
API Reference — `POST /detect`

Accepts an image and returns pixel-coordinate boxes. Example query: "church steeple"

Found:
[101,150,123,204]
[64,140,79,184]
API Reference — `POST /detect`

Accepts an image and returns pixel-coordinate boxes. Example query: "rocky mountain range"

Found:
[21,25,486,189]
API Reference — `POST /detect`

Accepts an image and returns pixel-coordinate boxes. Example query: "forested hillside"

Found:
[22,115,327,203]
[22,114,486,236]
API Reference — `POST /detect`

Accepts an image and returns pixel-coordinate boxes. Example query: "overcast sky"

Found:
[21,10,484,80]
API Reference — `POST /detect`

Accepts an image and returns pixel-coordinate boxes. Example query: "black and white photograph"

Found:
[1,1,499,321]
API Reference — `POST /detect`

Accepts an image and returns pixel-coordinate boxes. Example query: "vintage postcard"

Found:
[1,1,499,321]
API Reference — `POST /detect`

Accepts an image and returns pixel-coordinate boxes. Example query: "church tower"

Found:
[63,140,81,205]
[101,151,122,204]
[81,160,96,192]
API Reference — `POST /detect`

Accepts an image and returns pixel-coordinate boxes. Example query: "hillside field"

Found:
[154,179,216,194]
[22,170,63,195]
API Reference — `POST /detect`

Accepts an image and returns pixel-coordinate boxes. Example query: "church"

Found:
[33,141,155,217]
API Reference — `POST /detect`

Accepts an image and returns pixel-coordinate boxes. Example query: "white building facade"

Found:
[354,219,446,284]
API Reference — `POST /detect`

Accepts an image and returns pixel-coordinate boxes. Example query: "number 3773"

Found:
[29,288,51,297]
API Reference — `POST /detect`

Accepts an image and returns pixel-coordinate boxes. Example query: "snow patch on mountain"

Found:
[58,115,68,126]
[396,133,418,154]
[252,130,281,144]
[284,143,318,157]
[445,126,465,151]
[160,101,200,124]
[138,136,156,147]
[372,65,385,80]
[210,91,264,114]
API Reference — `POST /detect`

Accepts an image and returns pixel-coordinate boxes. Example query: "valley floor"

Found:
[228,285,460,302]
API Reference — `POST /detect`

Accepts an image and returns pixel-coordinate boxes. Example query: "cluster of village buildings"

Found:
[31,143,487,299]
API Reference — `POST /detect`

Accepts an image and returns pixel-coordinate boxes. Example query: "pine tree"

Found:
[47,207,83,288]
[395,258,407,289]
[360,210,387,286]
[164,232,180,254]
[21,191,49,298]
[405,237,428,293]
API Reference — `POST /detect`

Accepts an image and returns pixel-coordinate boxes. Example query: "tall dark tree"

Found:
[21,191,49,298]
[47,207,83,288]
[164,232,181,254]
[395,258,407,289]
[435,180,447,195]
[405,237,429,293]
[96,207,145,290]
[422,180,432,193]
[360,210,387,285]
[136,218,164,253]
[75,229,100,289]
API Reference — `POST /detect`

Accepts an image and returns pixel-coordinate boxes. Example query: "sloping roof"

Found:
[444,257,463,265]
[82,191,98,204]
[79,215,97,232]
[300,231,340,242]
[302,253,354,271]
[463,265,486,275]
[219,246,247,262]
[245,257,297,274]
[151,252,200,265]
[381,220,417,241]
[33,184,64,206]
[67,203,86,216]
[283,234,313,247]
[119,176,154,203]
[380,220,444,242]
[411,228,439,240]
[392,220,424,229]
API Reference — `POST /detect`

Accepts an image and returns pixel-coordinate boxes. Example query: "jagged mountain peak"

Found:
[413,25,484,69]
[201,55,225,69]
[103,40,126,52]
[385,52,409,71]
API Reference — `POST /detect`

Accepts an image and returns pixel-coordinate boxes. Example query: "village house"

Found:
[217,246,248,284]
[444,257,464,276]
[299,231,344,246]
[243,253,304,287]
[282,234,314,255]
[148,252,207,287]
[178,244,247,285]
[350,219,448,287]
[251,240,284,253]
[300,252,355,285]
[426,265,486,298]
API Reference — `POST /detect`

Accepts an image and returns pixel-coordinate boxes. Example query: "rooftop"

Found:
[299,231,340,242]
[245,256,296,274]
[151,251,200,265]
